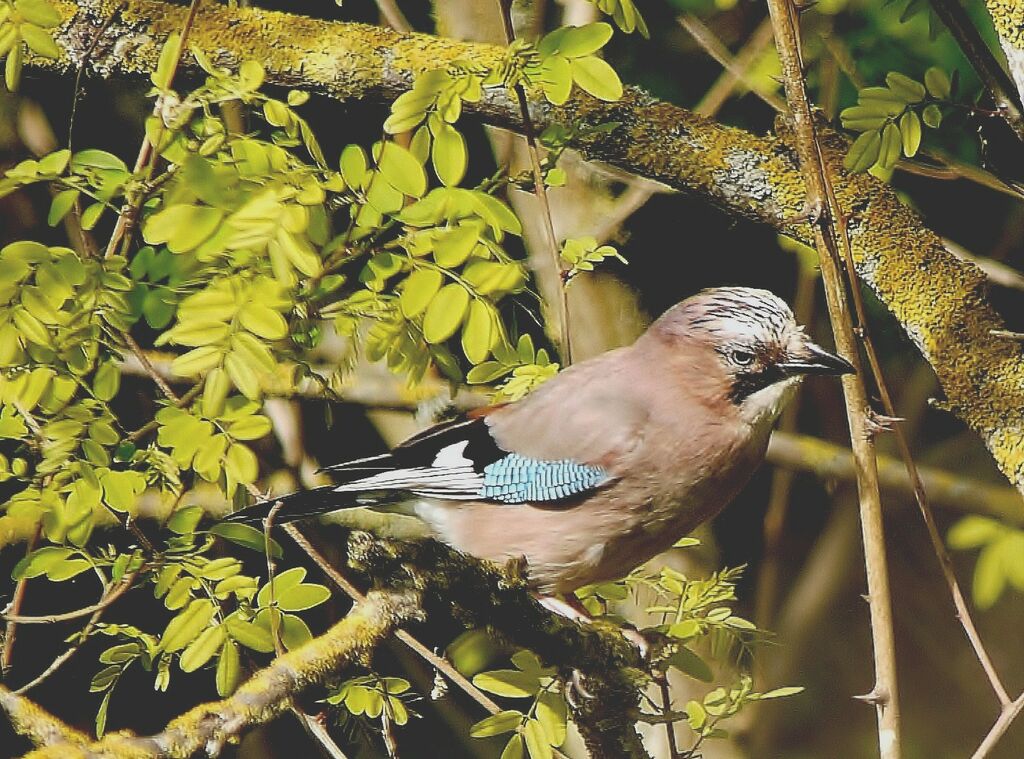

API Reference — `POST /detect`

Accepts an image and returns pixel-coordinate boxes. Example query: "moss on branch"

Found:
[4,589,421,758]
[31,0,1024,497]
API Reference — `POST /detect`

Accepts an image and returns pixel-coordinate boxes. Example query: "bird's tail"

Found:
[221,486,352,525]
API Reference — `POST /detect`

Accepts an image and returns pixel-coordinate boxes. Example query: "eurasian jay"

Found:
[226,287,852,599]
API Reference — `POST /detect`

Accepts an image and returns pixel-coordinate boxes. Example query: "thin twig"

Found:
[659,678,680,759]
[15,569,143,694]
[373,0,412,33]
[497,0,573,365]
[102,0,202,260]
[766,1,902,756]
[1,530,39,674]
[678,14,787,114]
[926,0,1024,143]
[819,166,1013,710]
[755,265,816,632]
[972,692,1024,759]
[281,525,504,717]
[3,570,139,625]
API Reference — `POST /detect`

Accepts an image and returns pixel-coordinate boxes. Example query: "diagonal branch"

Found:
[3,589,421,759]
[31,0,1024,499]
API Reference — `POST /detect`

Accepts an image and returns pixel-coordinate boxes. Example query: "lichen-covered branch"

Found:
[30,0,1024,498]
[4,589,421,758]
[345,532,650,759]
[985,0,1024,106]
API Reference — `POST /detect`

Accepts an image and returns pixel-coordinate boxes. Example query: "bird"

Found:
[225,287,852,608]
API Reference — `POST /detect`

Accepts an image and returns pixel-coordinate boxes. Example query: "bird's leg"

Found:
[534,593,650,659]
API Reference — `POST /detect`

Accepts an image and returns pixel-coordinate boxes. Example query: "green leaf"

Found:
[840,105,890,131]
[470,710,523,738]
[179,623,226,672]
[899,110,922,158]
[924,67,950,99]
[685,699,707,730]
[400,268,443,319]
[536,691,567,746]
[239,303,288,340]
[20,23,60,58]
[226,617,276,653]
[173,345,224,377]
[433,224,478,268]
[462,299,497,364]
[540,55,572,105]
[280,612,312,650]
[276,583,331,611]
[472,669,539,698]
[922,103,942,129]
[422,284,470,344]
[340,144,368,189]
[973,545,1005,609]
[501,735,526,759]
[16,0,62,27]
[48,189,79,227]
[224,443,258,484]
[524,719,553,759]
[93,361,121,401]
[570,56,623,101]
[160,599,216,653]
[12,546,72,579]
[844,129,882,173]
[224,351,260,400]
[879,122,902,169]
[143,205,224,254]
[668,646,713,682]
[167,506,203,534]
[759,685,804,699]
[225,414,272,441]
[556,23,613,57]
[885,72,925,103]
[948,516,1002,550]
[431,121,467,187]
[377,141,427,198]
[216,640,241,696]
[6,43,23,90]
[210,522,283,558]
[151,32,182,90]
[202,367,230,418]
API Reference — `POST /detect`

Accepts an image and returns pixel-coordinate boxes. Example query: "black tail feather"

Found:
[221,485,353,525]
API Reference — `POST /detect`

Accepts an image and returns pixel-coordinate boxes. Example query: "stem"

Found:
[972,692,1024,759]
[1,530,39,674]
[659,678,680,759]
[765,1,902,756]
[496,0,573,365]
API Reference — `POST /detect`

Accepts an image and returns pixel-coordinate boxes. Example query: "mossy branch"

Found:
[29,0,1024,499]
[3,589,422,759]
[1,536,654,759]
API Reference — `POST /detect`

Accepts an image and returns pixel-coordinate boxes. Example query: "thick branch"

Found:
[31,0,1024,498]
[985,1,1024,106]
[5,589,420,759]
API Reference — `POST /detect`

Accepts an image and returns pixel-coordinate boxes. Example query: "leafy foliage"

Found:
[948,516,1024,610]
[840,68,954,172]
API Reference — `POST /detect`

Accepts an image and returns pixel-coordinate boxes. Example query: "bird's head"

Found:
[649,287,854,427]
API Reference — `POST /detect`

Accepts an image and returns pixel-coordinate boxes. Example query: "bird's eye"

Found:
[731,349,755,367]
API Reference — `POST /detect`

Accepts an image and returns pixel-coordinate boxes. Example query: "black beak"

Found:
[778,342,856,376]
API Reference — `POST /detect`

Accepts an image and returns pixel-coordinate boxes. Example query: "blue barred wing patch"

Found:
[480,453,609,503]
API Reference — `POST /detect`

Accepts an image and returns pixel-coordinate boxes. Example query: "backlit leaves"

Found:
[840,68,953,172]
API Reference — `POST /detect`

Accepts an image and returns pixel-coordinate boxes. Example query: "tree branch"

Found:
[28,0,1024,499]
[5,589,422,759]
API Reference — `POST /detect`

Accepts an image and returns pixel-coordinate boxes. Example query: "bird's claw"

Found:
[565,668,596,709]
[621,626,650,660]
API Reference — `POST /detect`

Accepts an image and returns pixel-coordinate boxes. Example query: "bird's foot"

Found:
[535,593,650,659]
[565,668,596,709]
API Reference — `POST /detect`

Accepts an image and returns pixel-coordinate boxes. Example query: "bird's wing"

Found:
[320,411,613,504]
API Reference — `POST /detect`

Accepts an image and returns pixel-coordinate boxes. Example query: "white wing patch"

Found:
[332,440,485,500]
